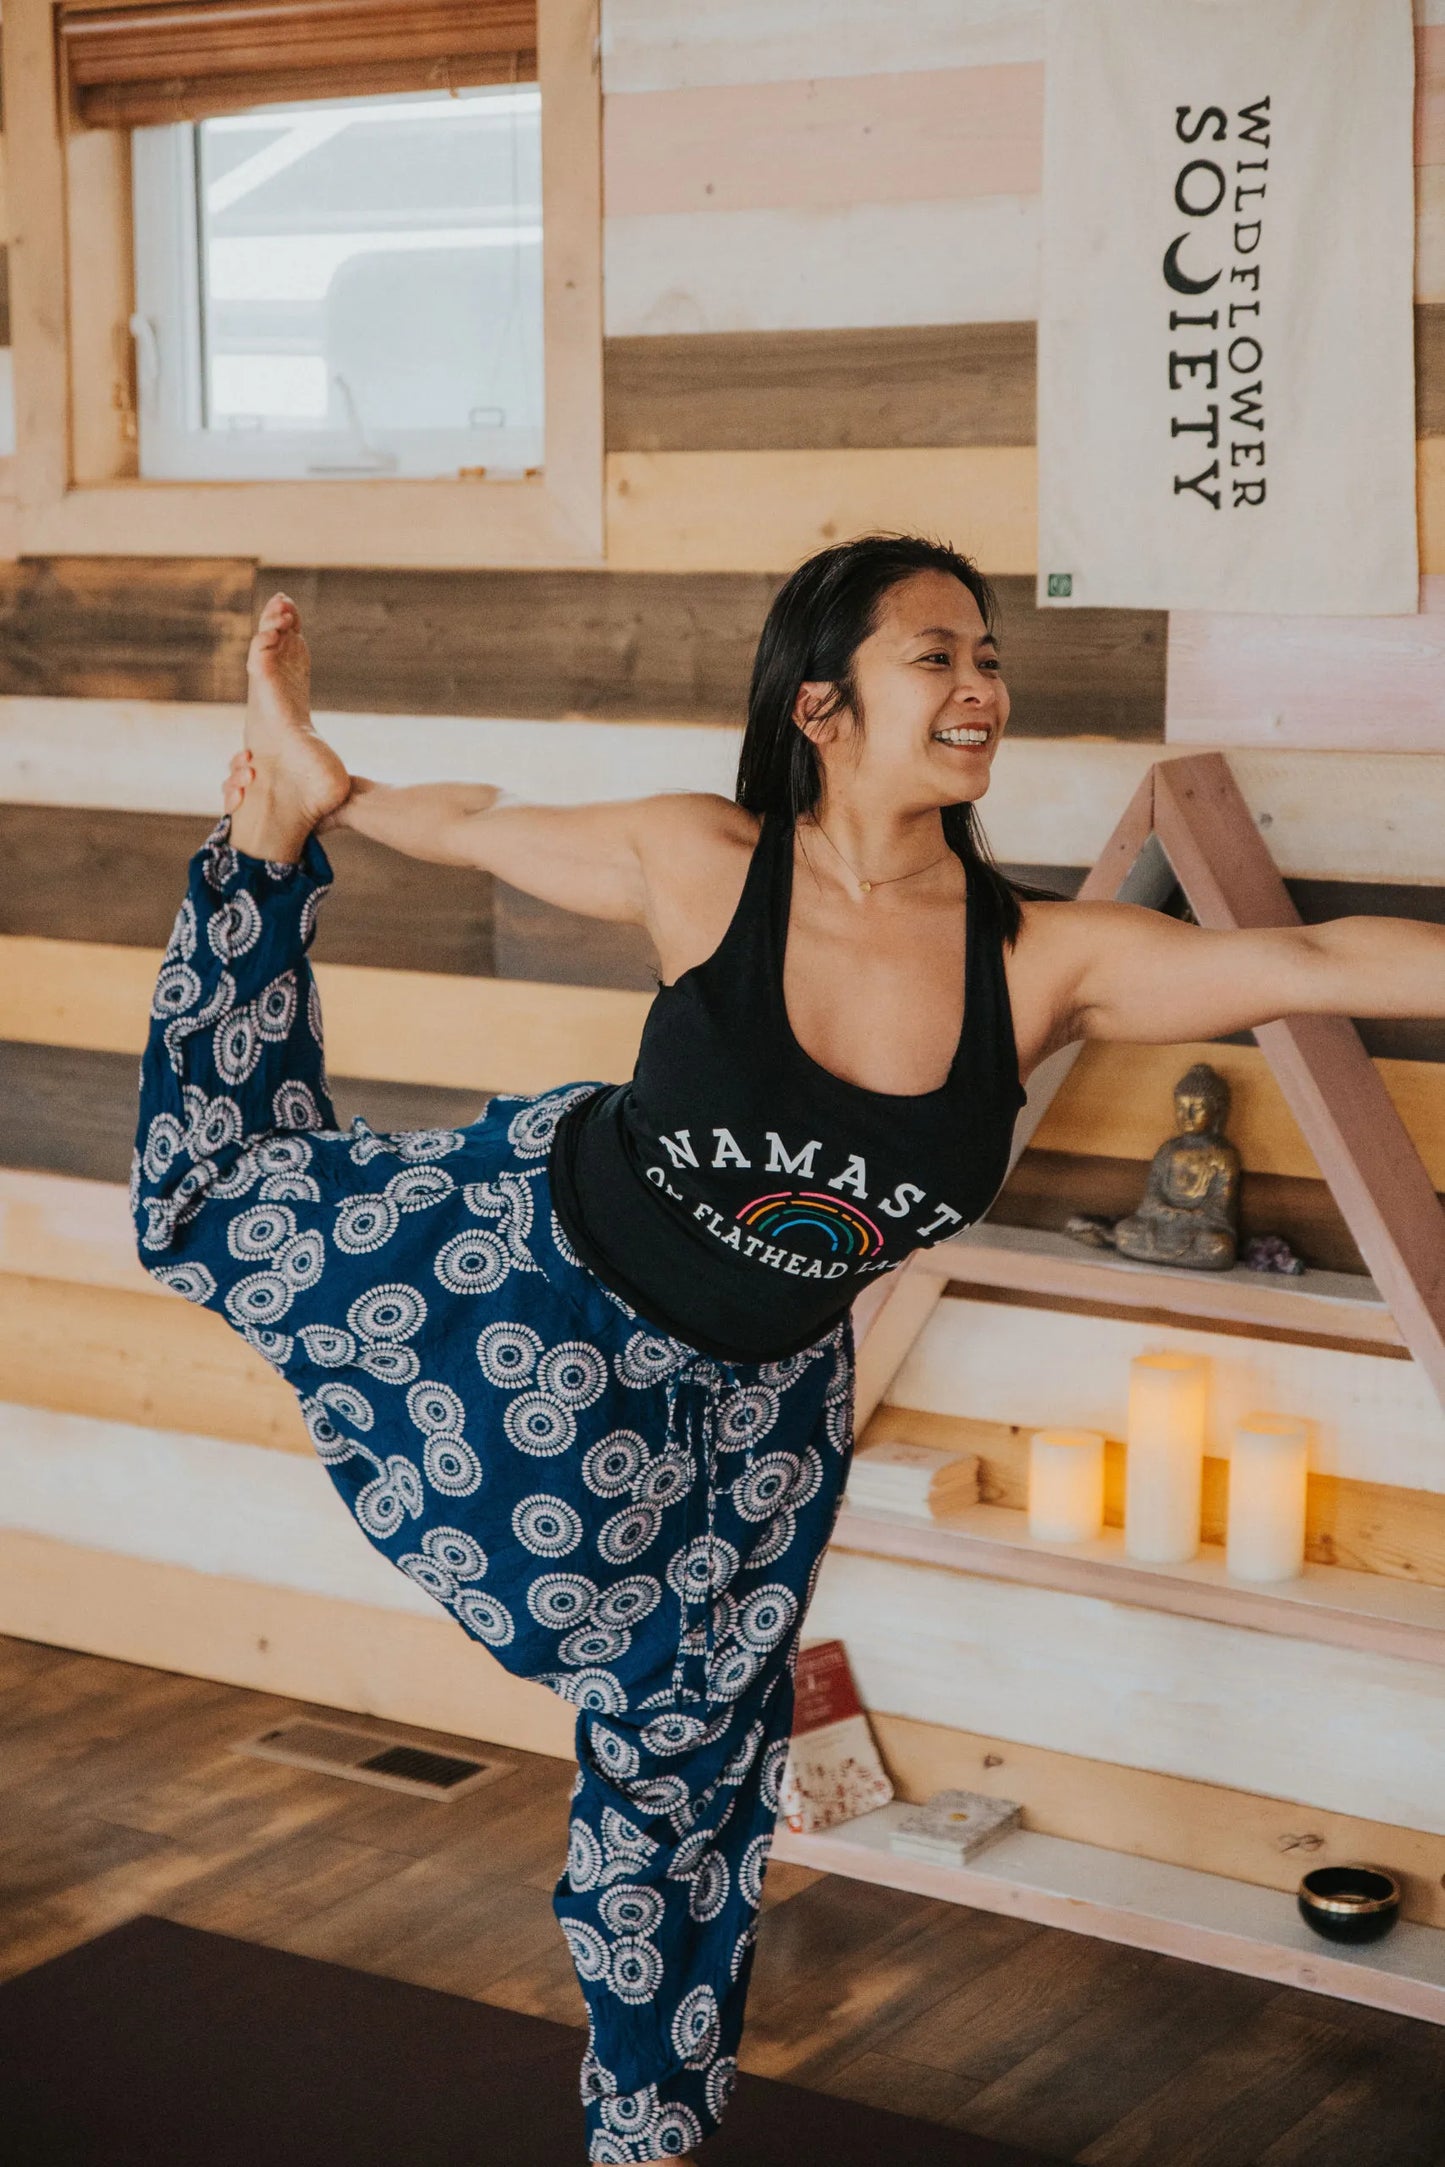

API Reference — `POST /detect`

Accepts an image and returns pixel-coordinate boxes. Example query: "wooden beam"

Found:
[0,1525,574,1757]
[0,935,649,1090]
[1154,753,1445,1411]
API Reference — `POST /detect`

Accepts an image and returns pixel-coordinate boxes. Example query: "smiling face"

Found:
[793,569,1010,813]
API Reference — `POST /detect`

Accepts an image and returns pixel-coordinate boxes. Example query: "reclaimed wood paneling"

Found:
[1166,573,1445,752]
[0,1042,489,1187]
[603,64,1044,220]
[0,935,650,1091]
[0,806,659,988]
[267,565,782,723]
[604,197,1043,335]
[604,323,1039,451]
[600,0,1047,95]
[0,1529,575,1758]
[0,558,253,702]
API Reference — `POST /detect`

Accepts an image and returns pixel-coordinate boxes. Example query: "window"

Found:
[132,84,544,482]
[5,0,601,568]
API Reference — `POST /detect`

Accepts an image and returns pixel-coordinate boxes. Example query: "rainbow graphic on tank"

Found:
[735,1190,884,1258]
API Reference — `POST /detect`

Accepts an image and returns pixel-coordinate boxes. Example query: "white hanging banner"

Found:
[1037,0,1418,615]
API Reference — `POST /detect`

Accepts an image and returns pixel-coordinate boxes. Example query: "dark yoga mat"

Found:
[0,1915,1061,2166]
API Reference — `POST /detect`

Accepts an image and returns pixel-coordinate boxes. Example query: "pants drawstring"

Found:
[663,1352,740,1707]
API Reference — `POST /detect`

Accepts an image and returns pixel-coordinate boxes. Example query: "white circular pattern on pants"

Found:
[596,1503,660,1566]
[422,1524,486,1578]
[731,1451,808,1523]
[506,1085,594,1159]
[567,1819,603,1890]
[688,1849,730,1923]
[548,1667,627,1714]
[582,1430,647,1497]
[224,1269,293,1327]
[559,1622,630,1667]
[355,1473,406,1538]
[474,1320,543,1387]
[666,1535,739,1602]
[224,1196,292,1265]
[737,1583,798,1650]
[434,1228,508,1295]
[357,1342,420,1384]
[208,890,262,959]
[314,1380,374,1431]
[705,2058,738,2122]
[254,971,297,1040]
[590,1575,660,1628]
[606,1938,663,2005]
[214,1007,262,1085]
[453,1587,515,1646]
[615,1331,679,1389]
[333,1193,400,1256]
[527,1572,597,1628]
[141,1112,185,1181]
[166,896,197,962]
[513,1494,583,1556]
[152,962,202,1019]
[149,1260,216,1305]
[407,1379,466,1435]
[394,1127,465,1162]
[257,1133,313,1173]
[717,1385,780,1451]
[504,1393,577,1457]
[650,2105,704,2154]
[708,1646,761,1702]
[347,1283,425,1342]
[385,1165,455,1212]
[277,1228,325,1289]
[188,1094,243,1157]
[739,1831,771,1909]
[760,1736,789,1813]
[300,1396,349,1462]
[600,2085,655,2136]
[423,1430,482,1496]
[599,1883,662,1937]
[258,1171,320,1204]
[671,1984,720,2069]
[750,1506,797,1567]
[561,1918,609,1982]
[628,1773,689,1817]
[397,1553,454,1602]
[536,1340,607,1410]
[272,1080,321,1130]
[633,1450,690,1510]
[640,1711,705,1758]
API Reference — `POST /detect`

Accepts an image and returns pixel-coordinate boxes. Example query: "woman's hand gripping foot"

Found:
[225,592,352,862]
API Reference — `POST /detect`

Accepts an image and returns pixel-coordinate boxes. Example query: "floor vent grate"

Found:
[232,1719,514,1800]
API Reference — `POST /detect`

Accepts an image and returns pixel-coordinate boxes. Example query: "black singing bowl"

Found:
[1297,1863,1401,1944]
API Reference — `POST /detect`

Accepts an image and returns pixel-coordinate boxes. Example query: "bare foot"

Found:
[229,593,351,852]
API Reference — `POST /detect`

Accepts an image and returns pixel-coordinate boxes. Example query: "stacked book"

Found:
[843,1439,980,1521]
[889,1787,1023,1867]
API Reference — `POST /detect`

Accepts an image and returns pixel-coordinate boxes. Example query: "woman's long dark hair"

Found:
[735,533,1049,947]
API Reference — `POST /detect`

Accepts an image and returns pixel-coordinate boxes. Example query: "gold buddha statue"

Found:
[1065,1061,1241,1271]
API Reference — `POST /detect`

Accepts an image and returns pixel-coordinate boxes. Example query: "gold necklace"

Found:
[804,817,953,895]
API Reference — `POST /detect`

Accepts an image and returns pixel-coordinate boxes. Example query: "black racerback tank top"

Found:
[548,811,1029,1364]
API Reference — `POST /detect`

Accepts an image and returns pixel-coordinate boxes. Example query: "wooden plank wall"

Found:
[0,0,1443,1877]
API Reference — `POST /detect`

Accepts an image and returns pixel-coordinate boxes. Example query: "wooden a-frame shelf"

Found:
[772,1805,1445,2027]
[924,1221,1401,1347]
[830,1496,1445,1668]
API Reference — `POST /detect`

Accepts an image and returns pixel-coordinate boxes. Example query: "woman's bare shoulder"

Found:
[634,792,760,854]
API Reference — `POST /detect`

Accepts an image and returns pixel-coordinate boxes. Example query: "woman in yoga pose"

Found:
[133,534,1444,2164]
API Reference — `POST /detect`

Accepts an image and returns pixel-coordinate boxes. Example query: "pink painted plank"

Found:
[1420,24,1445,165]
[602,63,1043,219]
[1152,754,1445,1408]
[1166,577,1445,751]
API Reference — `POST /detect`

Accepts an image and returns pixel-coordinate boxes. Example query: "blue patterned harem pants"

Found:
[131,818,856,2161]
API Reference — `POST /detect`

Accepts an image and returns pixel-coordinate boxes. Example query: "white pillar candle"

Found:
[1124,1353,1208,1564]
[1227,1414,1309,1582]
[1028,1428,1105,1543]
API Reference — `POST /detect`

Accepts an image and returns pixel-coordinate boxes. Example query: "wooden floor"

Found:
[3,1632,1445,2167]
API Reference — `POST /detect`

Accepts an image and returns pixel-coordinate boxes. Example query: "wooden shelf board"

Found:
[923,1221,1402,1347]
[771,1805,1445,2026]
[830,1498,1445,1668]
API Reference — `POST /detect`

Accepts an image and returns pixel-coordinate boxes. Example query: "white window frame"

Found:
[4,0,602,569]
[131,93,546,484]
